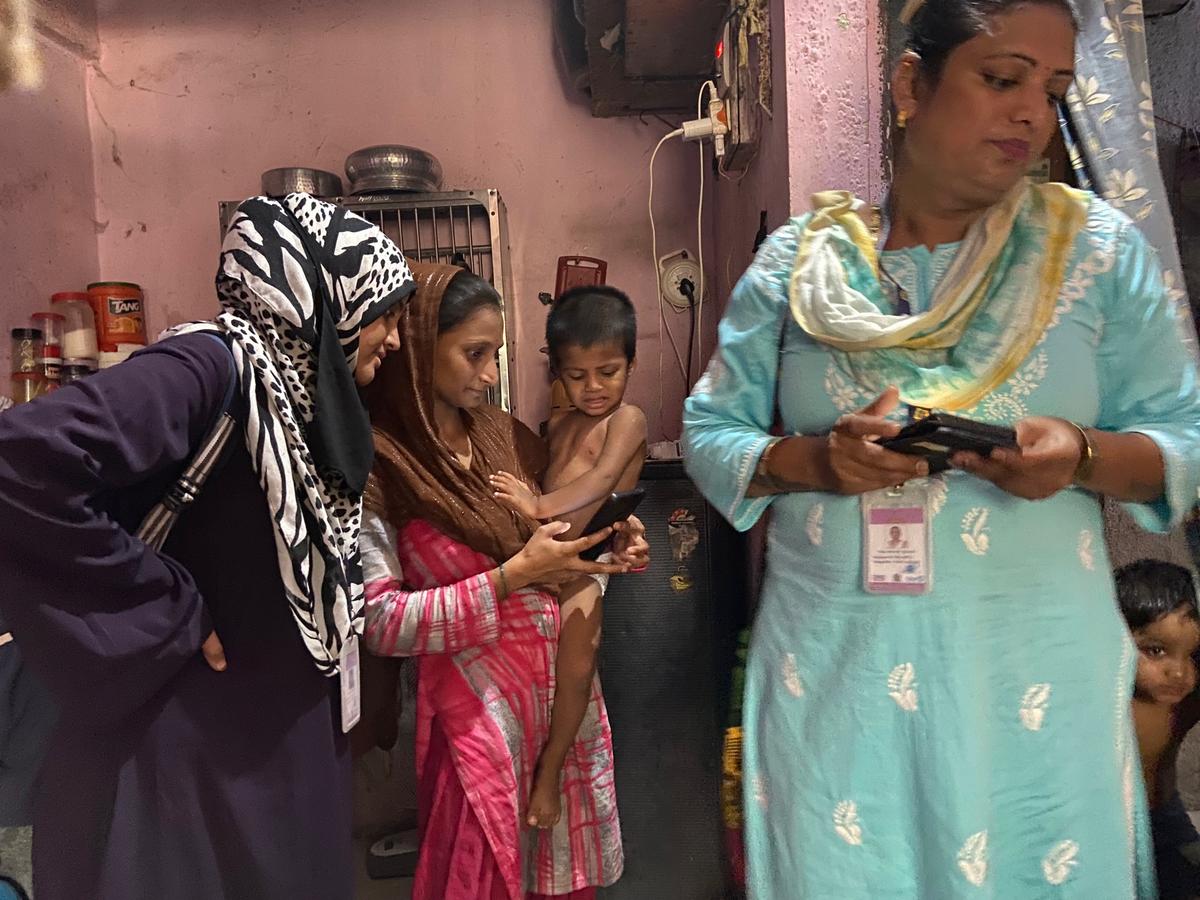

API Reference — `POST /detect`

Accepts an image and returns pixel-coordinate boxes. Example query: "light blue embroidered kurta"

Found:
[683,194,1200,899]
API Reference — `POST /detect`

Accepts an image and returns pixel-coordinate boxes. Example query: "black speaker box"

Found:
[597,459,747,899]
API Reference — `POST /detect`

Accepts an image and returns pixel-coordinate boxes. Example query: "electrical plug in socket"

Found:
[658,249,702,310]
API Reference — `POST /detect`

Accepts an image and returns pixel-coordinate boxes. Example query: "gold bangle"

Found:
[1069,422,1096,484]
[497,562,511,598]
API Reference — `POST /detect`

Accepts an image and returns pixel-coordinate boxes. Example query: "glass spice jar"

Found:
[11,328,43,374]
[10,372,49,404]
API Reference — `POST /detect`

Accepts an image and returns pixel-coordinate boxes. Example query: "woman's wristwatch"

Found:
[1068,422,1096,484]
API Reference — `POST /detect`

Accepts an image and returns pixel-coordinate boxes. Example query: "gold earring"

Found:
[896,110,909,129]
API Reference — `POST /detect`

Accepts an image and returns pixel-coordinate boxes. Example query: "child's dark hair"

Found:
[905,0,1079,80]
[546,285,637,370]
[1115,559,1199,631]
[438,270,502,335]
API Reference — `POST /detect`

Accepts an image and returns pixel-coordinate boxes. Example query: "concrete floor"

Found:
[0,830,413,900]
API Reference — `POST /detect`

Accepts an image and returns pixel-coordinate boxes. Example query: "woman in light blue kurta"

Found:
[683,0,1200,897]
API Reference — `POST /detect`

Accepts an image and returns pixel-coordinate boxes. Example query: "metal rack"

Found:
[219,189,516,415]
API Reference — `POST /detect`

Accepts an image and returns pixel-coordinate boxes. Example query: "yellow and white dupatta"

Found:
[788,180,1090,411]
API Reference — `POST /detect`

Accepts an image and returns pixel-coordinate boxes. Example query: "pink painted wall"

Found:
[711,0,886,315]
[86,0,705,441]
[4,0,886,428]
[0,8,100,376]
[783,0,887,212]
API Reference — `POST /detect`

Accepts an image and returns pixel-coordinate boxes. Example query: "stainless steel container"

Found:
[345,145,444,194]
[260,167,344,199]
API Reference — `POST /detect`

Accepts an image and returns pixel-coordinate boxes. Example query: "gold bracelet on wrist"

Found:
[1068,422,1096,484]
[497,562,511,598]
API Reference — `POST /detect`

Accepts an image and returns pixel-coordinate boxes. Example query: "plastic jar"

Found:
[51,292,99,364]
[30,312,63,351]
[63,357,98,377]
[11,328,42,374]
[98,349,135,370]
[11,372,49,404]
[59,364,93,385]
[87,282,147,352]
[30,312,64,383]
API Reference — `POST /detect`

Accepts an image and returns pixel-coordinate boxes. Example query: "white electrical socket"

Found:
[658,249,703,310]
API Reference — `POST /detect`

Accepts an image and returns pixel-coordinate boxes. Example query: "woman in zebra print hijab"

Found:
[170,192,416,673]
[0,192,415,899]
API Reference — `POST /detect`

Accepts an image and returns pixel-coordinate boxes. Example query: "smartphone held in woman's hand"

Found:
[577,489,645,561]
[877,413,1017,472]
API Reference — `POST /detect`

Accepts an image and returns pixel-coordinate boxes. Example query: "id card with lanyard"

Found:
[861,199,934,595]
[862,483,933,594]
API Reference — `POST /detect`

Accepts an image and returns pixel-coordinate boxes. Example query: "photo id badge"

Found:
[339,633,361,734]
[862,482,933,595]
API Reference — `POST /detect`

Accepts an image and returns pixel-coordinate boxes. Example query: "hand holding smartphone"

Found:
[876,414,1017,474]
[575,489,646,561]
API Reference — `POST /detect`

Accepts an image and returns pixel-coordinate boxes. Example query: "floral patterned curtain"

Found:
[1065,0,1194,340]
[1064,0,1198,566]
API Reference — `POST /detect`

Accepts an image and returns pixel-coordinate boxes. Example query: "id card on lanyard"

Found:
[339,633,361,733]
[870,198,926,418]
[862,482,933,594]
[861,200,933,595]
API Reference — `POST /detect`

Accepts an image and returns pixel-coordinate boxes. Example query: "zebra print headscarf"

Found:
[168,193,415,673]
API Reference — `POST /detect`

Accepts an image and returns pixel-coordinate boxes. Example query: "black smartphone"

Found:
[877,413,1017,473]
[576,488,646,561]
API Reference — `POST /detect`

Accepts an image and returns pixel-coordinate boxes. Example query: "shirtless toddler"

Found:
[491,285,646,829]
[1117,559,1200,899]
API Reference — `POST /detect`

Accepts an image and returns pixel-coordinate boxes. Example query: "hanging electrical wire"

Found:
[649,126,690,434]
[694,79,718,389]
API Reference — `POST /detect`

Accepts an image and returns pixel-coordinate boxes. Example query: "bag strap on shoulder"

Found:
[136,334,238,551]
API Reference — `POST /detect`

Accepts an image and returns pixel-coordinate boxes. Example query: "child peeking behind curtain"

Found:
[1118,559,1200,900]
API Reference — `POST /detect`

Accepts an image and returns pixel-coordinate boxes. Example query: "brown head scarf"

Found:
[365,263,545,564]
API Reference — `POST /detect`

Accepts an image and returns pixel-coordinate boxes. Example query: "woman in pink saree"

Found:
[360,263,645,899]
